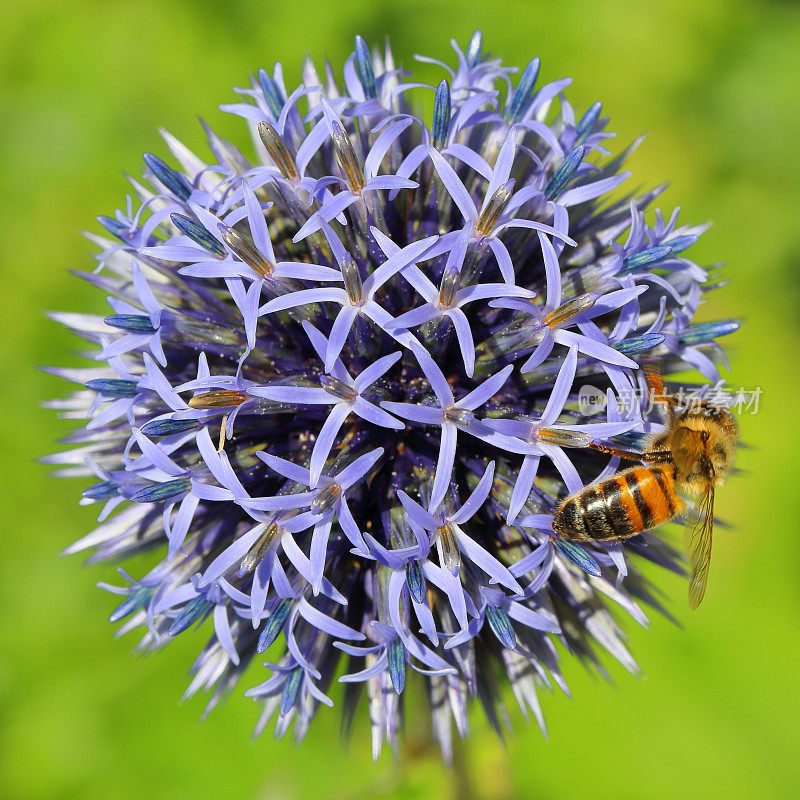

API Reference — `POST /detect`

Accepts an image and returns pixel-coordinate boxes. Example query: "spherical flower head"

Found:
[47,31,738,760]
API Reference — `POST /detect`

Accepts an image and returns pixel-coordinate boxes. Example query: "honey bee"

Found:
[552,366,738,608]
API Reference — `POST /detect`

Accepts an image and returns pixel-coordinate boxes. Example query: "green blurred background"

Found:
[2,1,799,798]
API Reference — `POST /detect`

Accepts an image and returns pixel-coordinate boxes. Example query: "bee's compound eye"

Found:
[701,430,710,442]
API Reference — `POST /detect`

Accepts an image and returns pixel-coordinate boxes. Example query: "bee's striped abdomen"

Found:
[553,466,682,542]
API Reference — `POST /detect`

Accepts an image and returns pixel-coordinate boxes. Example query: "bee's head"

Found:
[673,407,738,489]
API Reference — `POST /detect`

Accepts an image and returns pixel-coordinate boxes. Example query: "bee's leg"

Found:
[589,442,673,463]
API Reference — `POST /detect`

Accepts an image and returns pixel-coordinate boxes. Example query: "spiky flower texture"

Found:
[48,33,737,758]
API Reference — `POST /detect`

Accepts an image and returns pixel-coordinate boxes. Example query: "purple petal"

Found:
[401,630,453,673]
[428,147,477,222]
[388,304,440,331]
[325,306,358,372]
[424,561,468,630]
[309,403,351,487]
[487,237,515,283]
[141,355,188,411]
[166,494,199,558]
[397,265,438,301]
[394,144,429,189]
[363,234,439,294]
[507,454,541,524]
[257,452,312,485]
[457,364,513,411]
[363,176,417,193]
[250,385,332,405]
[509,539,551,579]
[301,320,350,381]
[294,193,359,240]
[363,118,413,179]
[280,511,318,534]
[188,202,227,244]
[318,221,350,269]
[242,181,272,257]
[585,286,647,318]
[481,130,517,212]
[456,283,533,304]
[540,443,584,495]
[132,429,182,476]
[520,331,555,372]
[309,519,333,593]
[190,481,233,502]
[352,397,404,430]
[396,144,428,189]
[245,492,316,513]
[506,601,559,633]
[146,244,211,262]
[339,654,388,683]
[448,309,475,377]
[354,351,402,391]
[540,230,563,309]
[397,490,439,532]
[450,461,495,525]
[429,422,457,512]
[498,218,577,246]
[517,119,564,157]
[559,172,631,207]
[260,287,345,315]
[273,262,343,282]
[453,526,522,593]
[380,402,442,425]
[552,329,637,368]
[249,556,274,626]
[131,263,160,316]
[540,344,578,426]
[336,447,384,489]
[337,497,368,553]
[444,143,492,180]
[443,233,469,275]
[411,594,439,646]
[213,604,240,665]
[296,118,330,175]
[198,523,268,587]
[196,428,247,496]
[297,597,364,640]
[410,344,454,406]
[98,333,149,362]
[363,533,414,570]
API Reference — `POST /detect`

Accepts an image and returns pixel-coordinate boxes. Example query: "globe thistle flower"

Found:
[47,31,738,760]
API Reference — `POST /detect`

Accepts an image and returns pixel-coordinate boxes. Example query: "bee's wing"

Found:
[684,486,715,609]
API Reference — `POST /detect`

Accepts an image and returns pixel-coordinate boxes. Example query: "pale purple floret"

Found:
[383,347,514,511]
[337,621,454,695]
[397,462,523,609]
[363,523,463,647]
[99,262,167,365]
[490,231,643,372]
[50,31,737,758]
[485,346,639,523]
[126,428,206,557]
[260,225,437,369]
[387,259,533,377]
[253,321,403,486]
[387,85,502,193]
[293,101,418,240]
[255,448,384,593]
[427,131,578,283]
[444,585,559,651]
